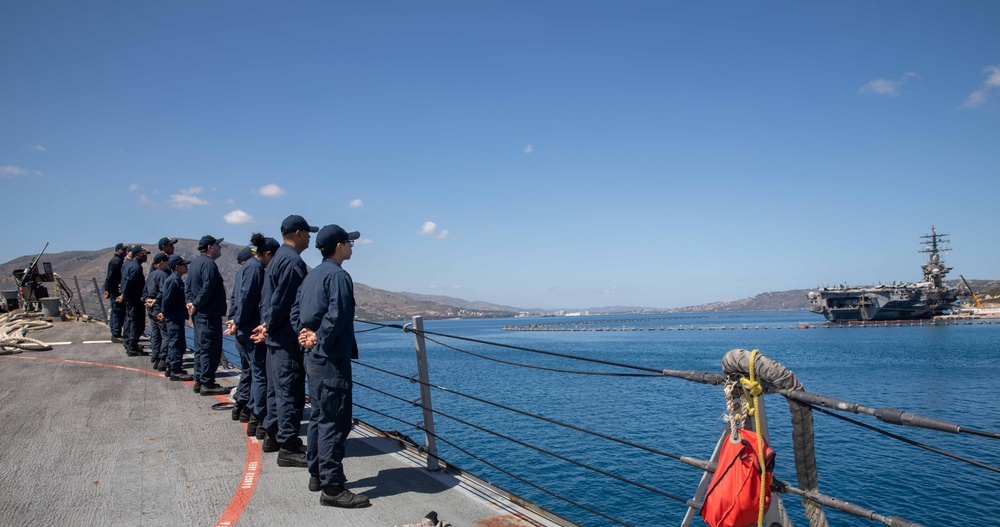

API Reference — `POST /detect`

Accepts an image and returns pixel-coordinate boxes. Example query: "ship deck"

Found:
[0,317,569,527]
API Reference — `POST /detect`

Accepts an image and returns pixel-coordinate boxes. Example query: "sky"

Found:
[2,1,998,310]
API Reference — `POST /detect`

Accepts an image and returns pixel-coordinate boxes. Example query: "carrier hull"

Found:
[808,227,961,322]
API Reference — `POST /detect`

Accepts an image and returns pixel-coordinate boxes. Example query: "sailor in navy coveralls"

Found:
[160,255,193,381]
[120,245,149,355]
[143,252,170,369]
[102,242,127,342]
[293,224,370,508]
[252,215,316,468]
[185,235,229,396]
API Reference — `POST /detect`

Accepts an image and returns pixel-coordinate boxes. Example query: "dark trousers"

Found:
[263,343,305,448]
[192,313,222,385]
[306,357,353,488]
[233,330,255,407]
[245,333,268,419]
[165,318,186,372]
[148,311,166,361]
[123,300,145,346]
[109,300,125,338]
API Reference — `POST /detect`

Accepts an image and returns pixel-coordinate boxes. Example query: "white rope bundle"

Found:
[0,311,53,354]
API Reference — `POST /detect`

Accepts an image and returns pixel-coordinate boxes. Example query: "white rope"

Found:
[0,311,54,354]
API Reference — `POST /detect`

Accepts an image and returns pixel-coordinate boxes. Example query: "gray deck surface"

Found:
[0,318,567,527]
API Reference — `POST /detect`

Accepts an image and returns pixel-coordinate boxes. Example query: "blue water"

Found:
[236,312,1000,526]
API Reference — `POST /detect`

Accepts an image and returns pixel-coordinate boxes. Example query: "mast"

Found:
[919,226,952,288]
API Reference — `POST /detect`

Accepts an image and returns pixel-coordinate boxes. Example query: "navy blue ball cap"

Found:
[281,215,319,234]
[236,247,253,264]
[168,254,191,268]
[115,242,128,252]
[198,235,223,249]
[158,237,178,249]
[316,224,360,249]
[130,244,150,255]
[152,252,169,265]
[262,237,281,253]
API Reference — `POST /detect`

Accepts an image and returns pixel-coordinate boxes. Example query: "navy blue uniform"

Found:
[260,244,308,448]
[292,259,358,488]
[185,253,227,385]
[103,253,125,339]
[144,267,169,362]
[230,257,266,415]
[160,272,188,372]
[120,259,146,351]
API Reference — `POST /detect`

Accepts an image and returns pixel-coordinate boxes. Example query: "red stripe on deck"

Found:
[3,355,260,527]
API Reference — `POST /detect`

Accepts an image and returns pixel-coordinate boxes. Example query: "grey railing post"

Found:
[72,276,87,315]
[411,316,440,471]
[91,277,108,322]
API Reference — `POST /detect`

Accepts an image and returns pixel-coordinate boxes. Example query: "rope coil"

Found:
[0,311,54,353]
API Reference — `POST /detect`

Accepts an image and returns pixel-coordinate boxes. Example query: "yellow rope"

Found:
[738,349,767,527]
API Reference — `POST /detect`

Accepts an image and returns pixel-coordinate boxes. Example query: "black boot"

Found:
[246,415,258,437]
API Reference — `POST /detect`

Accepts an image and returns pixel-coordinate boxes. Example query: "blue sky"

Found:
[2,1,998,309]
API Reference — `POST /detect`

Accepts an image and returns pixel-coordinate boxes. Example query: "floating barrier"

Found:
[501,319,995,332]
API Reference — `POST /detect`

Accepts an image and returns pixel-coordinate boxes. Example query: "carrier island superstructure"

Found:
[807,227,961,322]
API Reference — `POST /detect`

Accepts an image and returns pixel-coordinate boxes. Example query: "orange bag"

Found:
[700,429,775,527]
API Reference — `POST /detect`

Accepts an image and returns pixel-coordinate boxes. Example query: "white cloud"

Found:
[139,194,152,206]
[224,209,254,224]
[419,221,451,239]
[356,238,374,245]
[225,198,235,204]
[524,144,534,154]
[27,144,46,151]
[1,166,27,177]
[858,72,918,97]
[420,221,437,235]
[168,187,210,209]
[257,183,286,197]
[350,198,364,209]
[859,79,898,96]
[961,64,1000,109]
[129,183,138,191]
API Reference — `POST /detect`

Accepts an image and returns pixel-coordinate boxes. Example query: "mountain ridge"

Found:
[2,246,997,319]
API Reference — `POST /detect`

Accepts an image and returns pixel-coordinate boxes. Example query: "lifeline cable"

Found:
[421,333,663,376]
[355,379,692,504]
[358,319,666,374]
[810,404,1000,474]
[364,319,999,439]
[354,359,713,471]
[354,402,637,527]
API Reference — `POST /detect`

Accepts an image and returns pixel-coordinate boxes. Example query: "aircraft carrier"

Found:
[807,227,961,322]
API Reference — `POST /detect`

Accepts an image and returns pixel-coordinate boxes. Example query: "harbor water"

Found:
[232,311,1000,526]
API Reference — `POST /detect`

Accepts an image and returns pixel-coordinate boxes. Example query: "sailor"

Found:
[226,235,280,437]
[102,242,128,343]
[158,236,178,256]
[120,244,150,356]
[144,253,171,370]
[159,254,193,381]
[251,214,316,467]
[294,224,369,508]
[185,235,229,396]
[225,246,255,422]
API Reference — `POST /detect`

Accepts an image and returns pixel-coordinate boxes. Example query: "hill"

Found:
[0,244,522,321]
